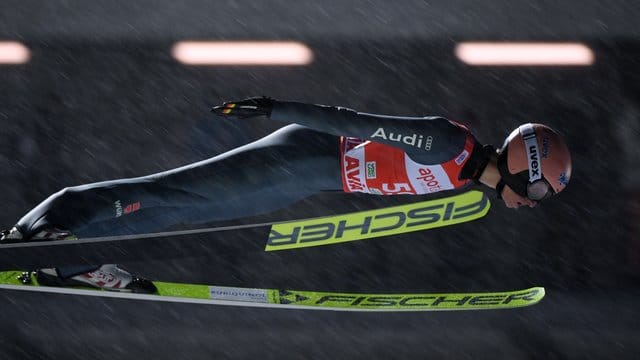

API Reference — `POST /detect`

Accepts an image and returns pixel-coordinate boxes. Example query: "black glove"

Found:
[211,96,274,119]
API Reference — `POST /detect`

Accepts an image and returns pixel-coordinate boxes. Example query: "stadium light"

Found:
[455,42,594,66]
[0,41,30,64]
[172,41,313,65]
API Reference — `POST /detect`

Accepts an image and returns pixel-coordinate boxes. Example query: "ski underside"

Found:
[0,270,544,311]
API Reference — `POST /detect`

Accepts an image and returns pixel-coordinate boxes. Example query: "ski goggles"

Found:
[496,173,554,201]
[496,124,555,202]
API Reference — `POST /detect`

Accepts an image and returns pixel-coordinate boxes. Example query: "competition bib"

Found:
[340,137,474,195]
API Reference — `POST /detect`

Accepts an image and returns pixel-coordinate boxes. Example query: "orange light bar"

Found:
[455,42,594,66]
[172,41,313,65]
[0,41,30,64]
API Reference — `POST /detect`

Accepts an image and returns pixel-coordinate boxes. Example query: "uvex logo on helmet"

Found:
[528,145,540,177]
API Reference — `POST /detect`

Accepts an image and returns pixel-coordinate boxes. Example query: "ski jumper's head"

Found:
[496,123,572,207]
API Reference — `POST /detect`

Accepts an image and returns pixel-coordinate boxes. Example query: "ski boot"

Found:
[35,264,157,294]
[1,226,77,243]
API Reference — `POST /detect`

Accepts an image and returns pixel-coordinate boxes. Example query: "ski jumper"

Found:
[14,101,482,239]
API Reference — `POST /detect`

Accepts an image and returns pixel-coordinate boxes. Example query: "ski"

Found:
[266,189,489,251]
[0,270,542,311]
[0,190,490,251]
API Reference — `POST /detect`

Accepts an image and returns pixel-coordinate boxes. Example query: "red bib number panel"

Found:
[340,137,473,195]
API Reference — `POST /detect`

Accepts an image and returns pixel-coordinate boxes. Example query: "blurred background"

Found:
[1,1,639,359]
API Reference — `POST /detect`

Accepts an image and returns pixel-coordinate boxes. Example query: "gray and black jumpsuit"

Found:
[15,101,484,240]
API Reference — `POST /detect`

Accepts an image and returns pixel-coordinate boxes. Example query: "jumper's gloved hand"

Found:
[211,96,274,119]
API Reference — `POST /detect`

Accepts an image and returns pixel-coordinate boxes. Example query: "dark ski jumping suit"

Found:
[15,101,485,240]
